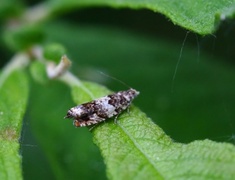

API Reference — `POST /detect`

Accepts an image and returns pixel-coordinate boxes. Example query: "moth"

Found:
[65,88,139,127]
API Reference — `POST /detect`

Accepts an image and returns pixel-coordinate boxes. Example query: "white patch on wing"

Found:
[97,97,116,117]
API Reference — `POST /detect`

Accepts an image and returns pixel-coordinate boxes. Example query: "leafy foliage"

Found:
[0,0,235,179]
[47,0,235,34]
[0,70,29,180]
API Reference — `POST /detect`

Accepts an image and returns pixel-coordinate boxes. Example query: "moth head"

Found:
[64,107,83,119]
[64,109,74,119]
[130,88,140,97]
[64,106,89,120]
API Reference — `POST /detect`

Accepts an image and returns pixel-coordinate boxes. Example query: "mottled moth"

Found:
[65,88,139,127]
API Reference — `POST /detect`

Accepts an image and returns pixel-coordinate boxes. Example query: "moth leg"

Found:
[89,124,98,131]
[114,107,131,125]
[127,108,130,114]
[114,115,119,124]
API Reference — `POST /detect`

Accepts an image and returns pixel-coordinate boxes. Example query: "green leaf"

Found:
[0,70,29,180]
[43,43,67,63]
[47,0,235,34]
[70,81,235,180]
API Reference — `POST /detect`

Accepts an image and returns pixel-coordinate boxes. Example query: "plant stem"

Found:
[22,3,51,23]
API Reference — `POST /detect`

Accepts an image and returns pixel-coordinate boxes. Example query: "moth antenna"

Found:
[98,71,131,89]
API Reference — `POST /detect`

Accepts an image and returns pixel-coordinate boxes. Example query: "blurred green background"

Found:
[1,1,235,179]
